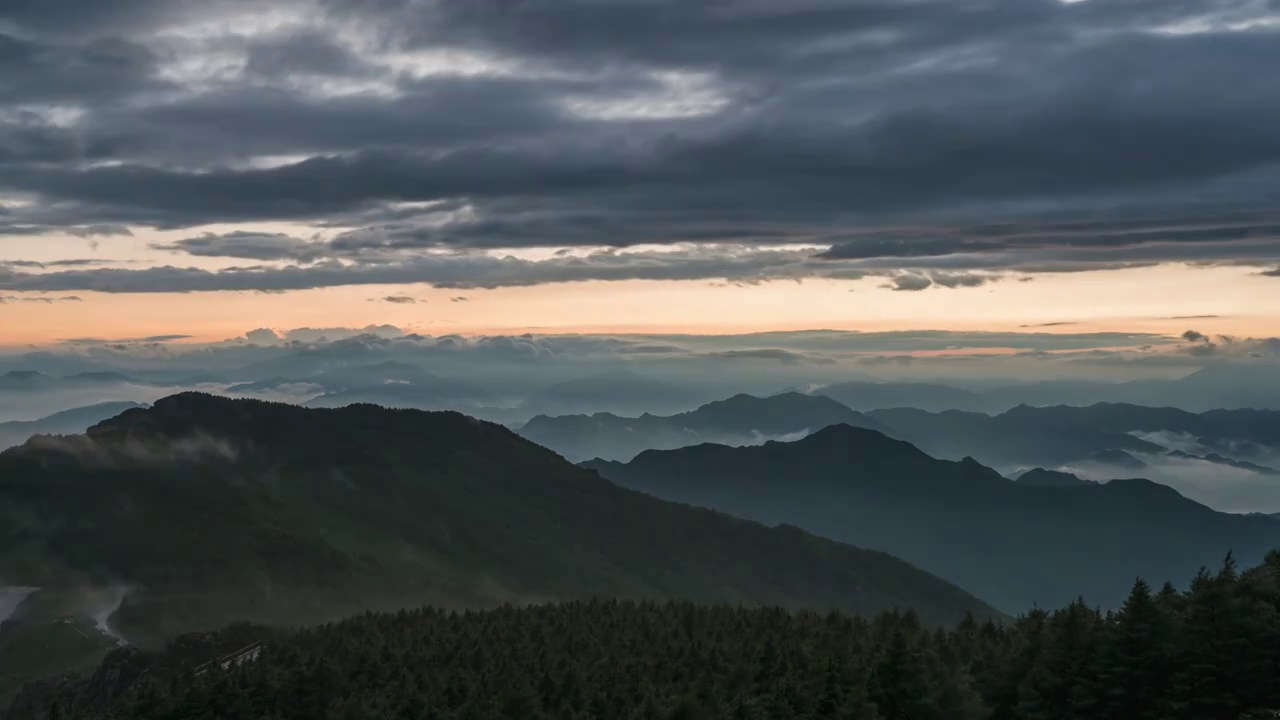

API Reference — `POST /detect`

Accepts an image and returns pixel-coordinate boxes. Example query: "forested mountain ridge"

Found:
[587,423,1280,612]
[0,394,999,706]
[11,553,1280,720]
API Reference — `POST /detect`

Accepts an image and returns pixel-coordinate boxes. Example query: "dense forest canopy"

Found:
[9,552,1280,720]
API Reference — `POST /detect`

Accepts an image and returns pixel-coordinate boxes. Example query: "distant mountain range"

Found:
[816,364,1280,413]
[0,371,145,393]
[527,392,1280,485]
[0,402,145,451]
[520,392,890,461]
[0,368,131,392]
[1014,468,1099,487]
[0,394,998,703]
[861,403,1280,484]
[863,405,1168,469]
[517,369,708,418]
[586,424,1280,613]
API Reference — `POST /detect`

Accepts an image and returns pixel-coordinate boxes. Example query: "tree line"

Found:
[28,551,1280,720]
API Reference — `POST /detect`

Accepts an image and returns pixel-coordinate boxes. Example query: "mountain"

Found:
[1197,407,1280,448]
[0,372,57,392]
[518,369,704,418]
[585,424,1280,612]
[815,380,982,412]
[1086,448,1147,469]
[0,402,145,451]
[1168,450,1280,475]
[1158,364,1280,411]
[863,406,1165,469]
[0,394,999,704]
[0,372,146,393]
[304,383,492,412]
[814,369,1280,414]
[519,392,890,462]
[228,361,497,410]
[1015,468,1098,487]
[858,402,1280,470]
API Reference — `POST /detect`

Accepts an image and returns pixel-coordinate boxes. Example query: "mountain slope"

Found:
[1015,468,1097,487]
[586,424,1280,612]
[520,391,890,461]
[0,395,999,702]
[864,406,1165,469]
[0,402,145,451]
[815,380,982,412]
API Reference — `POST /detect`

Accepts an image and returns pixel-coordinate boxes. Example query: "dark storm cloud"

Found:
[241,30,375,80]
[0,0,265,37]
[2,0,1280,288]
[0,31,164,105]
[110,75,595,168]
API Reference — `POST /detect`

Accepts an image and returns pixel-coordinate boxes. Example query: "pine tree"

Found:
[1088,578,1174,720]
[871,628,934,720]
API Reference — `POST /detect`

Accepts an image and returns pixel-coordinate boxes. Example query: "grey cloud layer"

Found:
[3,0,1280,289]
[0,246,872,292]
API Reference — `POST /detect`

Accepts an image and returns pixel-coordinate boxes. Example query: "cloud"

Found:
[1,0,1280,290]
[0,245,878,292]
[280,325,404,343]
[244,328,282,344]
[0,259,114,269]
[887,274,933,292]
[0,295,81,304]
[65,225,133,238]
[1263,267,1280,277]
[450,296,469,302]
[58,334,192,345]
[152,232,328,262]
[378,295,418,304]
[1182,330,1210,343]
[702,348,835,365]
[855,355,915,366]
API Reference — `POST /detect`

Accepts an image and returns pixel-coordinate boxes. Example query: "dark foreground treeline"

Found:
[17,552,1280,720]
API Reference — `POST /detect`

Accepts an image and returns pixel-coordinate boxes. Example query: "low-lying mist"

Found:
[23,432,238,468]
[0,586,37,626]
[1061,452,1280,514]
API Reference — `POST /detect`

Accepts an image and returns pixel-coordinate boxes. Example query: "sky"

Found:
[2,0,1280,350]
